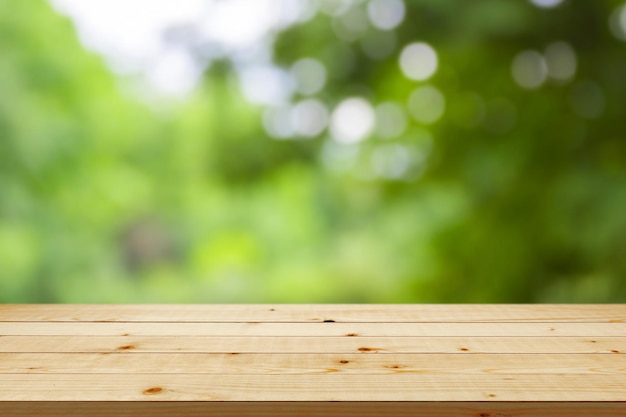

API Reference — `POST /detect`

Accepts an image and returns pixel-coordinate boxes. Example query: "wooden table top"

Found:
[0,304,625,416]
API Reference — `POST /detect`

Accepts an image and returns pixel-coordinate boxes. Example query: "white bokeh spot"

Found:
[399,42,438,81]
[367,0,406,31]
[529,0,564,8]
[330,98,375,144]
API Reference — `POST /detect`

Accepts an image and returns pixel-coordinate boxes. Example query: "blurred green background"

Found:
[1,0,626,303]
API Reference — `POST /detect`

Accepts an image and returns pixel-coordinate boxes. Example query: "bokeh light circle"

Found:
[367,0,405,31]
[511,50,547,89]
[399,42,438,81]
[291,99,329,137]
[529,0,564,8]
[291,58,327,95]
[407,85,445,124]
[330,97,375,144]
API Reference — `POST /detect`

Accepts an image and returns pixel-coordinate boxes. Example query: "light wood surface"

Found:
[2,303,625,322]
[0,304,624,416]
[0,335,624,353]
[3,352,626,374]
[1,373,625,401]
[2,321,625,336]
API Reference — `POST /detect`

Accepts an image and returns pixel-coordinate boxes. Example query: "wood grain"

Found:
[1,304,625,322]
[2,321,625,336]
[0,304,624,416]
[1,335,623,353]
[0,373,625,401]
[1,352,625,374]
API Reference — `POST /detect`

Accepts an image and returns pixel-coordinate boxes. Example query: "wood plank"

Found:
[0,373,624,401]
[2,335,624,354]
[1,401,625,417]
[1,305,624,415]
[1,353,625,375]
[1,321,625,336]
[1,304,625,323]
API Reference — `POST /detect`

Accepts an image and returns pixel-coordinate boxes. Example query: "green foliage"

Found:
[1,0,625,302]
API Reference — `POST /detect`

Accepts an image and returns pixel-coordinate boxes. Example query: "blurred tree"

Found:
[1,0,625,303]
[269,0,626,302]
[0,0,169,301]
